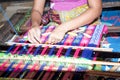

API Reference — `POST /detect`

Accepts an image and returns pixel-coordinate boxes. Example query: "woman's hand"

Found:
[27,26,41,44]
[27,0,46,44]
[47,24,68,44]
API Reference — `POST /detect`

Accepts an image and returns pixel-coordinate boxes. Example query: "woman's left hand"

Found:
[47,24,68,44]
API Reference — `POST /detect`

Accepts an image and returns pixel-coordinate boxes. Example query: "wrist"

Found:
[32,9,42,17]
[61,24,69,33]
[57,26,68,33]
[32,23,39,27]
[32,25,39,27]
[31,25,41,32]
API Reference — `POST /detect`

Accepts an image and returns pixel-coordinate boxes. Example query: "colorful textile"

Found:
[42,4,100,26]
[56,4,89,23]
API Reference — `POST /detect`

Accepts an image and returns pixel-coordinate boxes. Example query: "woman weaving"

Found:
[28,0,102,44]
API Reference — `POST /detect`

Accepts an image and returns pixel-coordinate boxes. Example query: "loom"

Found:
[1,23,120,79]
[0,0,120,79]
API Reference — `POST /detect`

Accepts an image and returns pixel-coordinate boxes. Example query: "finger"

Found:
[30,28,41,44]
[28,31,39,44]
[56,39,61,43]
[33,29,41,43]
[28,33,37,44]
[50,38,60,44]
[54,39,61,44]
[47,38,52,44]
[47,35,62,44]
[47,35,54,44]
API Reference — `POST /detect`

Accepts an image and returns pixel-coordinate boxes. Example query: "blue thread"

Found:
[72,33,83,46]
[6,44,16,54]
[65,47,72,57]
[60,34,69,45]
[76,66,88,71]
[4,62,15,77]
[48,46,56,56]
[19,45,28,55]
[88,24,104,47]
[57,65,64,71]
[81,49,93,59]
[33,45,42,56]
[22,63,30,72]
[39,63,46,71]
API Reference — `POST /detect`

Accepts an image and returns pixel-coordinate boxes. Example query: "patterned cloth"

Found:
[56,4,88,23]
[42,4,100,27]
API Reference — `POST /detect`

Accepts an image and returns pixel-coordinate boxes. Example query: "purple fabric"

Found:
[51,0,81,2]
[50,0,87,11]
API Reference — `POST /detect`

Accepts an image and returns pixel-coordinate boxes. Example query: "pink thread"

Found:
[9,61,23,77]
[48,64,54,71]
[0,60,8,71]
[79,25,96,46]
[41,35,48,43]
[68,65,75,71]
[64,35,75,45]
[73,48,81,58]
[62,72,71,80]
[41,46,49,56]
[30,63,38,72]
[45,26,55,33]
[27,45,35,55]
[12,45,22,54]
[41,26,55,43]
[42,72,51,80]
[93,53,98,61]
[14,61,23,72]
[56,47,64,57]
[48,72,55,80]
[103,25,108,34]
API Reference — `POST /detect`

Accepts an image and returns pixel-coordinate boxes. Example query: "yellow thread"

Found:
[67,32,77,37]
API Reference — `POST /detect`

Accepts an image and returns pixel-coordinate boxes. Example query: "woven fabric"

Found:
[57,4,88,22]
[42,4,100,26]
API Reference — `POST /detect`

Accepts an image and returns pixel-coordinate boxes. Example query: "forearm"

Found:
[31,0,46,27]
[31,11,42,27]
[59,0,102,32]
[64,7,102,32]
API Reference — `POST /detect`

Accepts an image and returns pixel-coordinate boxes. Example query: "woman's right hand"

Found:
[27,26,41,44]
